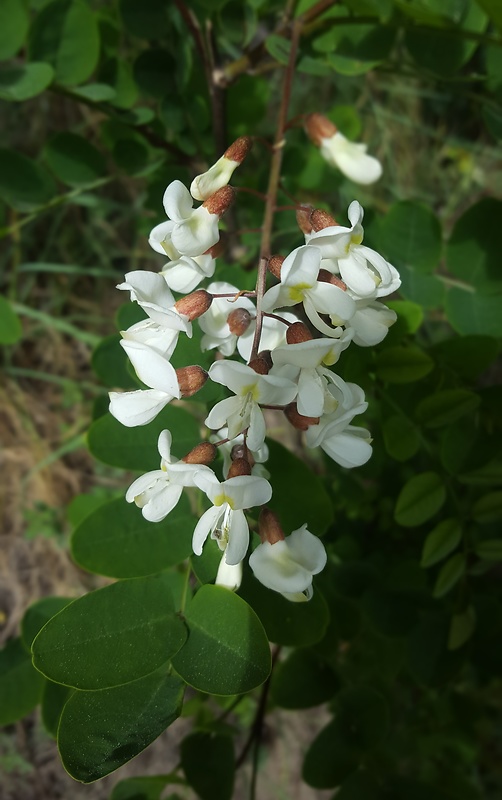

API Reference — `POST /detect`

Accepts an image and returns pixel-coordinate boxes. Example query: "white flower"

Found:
[262,245,355,336]
[192,472,272,565]
[125,430,209,522]
[215,557,243,592]
[236,310,297,361]
[161,253,216,294]
[249,524,327,602]
[118,271,192,343]
[198,282,255,356]
[190,156,238,202]
[345,299,397,347]
[205,360,297,450]
[148,180,220,258]
[271,334,353,417]
[319,131,382,185]
[211,428,270,479]
[306,202,400,300]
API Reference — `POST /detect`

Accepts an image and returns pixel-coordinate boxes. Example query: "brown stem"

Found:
[249,19,301,362]
[262,312,293,326]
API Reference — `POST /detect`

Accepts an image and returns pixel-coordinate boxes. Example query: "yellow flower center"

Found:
[240,384,259,402]
[214,494,235,509]
[288,283,311,303]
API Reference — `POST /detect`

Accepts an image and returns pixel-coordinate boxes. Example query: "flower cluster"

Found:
[109,127,400,602]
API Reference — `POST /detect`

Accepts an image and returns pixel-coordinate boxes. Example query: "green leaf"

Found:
[386,300,424,334]
[92,334,138,389]
[238,567,330,646]
[375,346,434,383]
[446,198,502,287]
[58,670,184,782]
[71,496,195,578]
[134,49,176,98]
[171,585,271,696]
[395,472,446,527]
[29,0,100,86]
[181,732,235,800]
[0,63,54,102]
[265,34,292,65]
[415,389,481,428]
[474,539,502,560]
[271,649,338,709]
[0,639,44,725]
[119,0,171,39]
[266,439,333,536]
[100,58,138,109]
[0,0,29,59]
[41,680,73,737]
[329,105,362,140]
[432,334,499,380]
[472,491,502,523]
[110,776,183,800]
[0,295,22,344]
[0,148,56,211]
[448,605,476,650]
[32,574,187,689]
[21,596,73,651]
[71,82,117,102]
[336,772,382,800]
[87,406,200,472]
[380,201,442,273]
[433,553,466,598]
[314,17,395,76]
[421,519,463,568]
[45,132,105,186]
[303,717,360,788]
[399,265,445,308]
[446,287,502,338]
[383,415,421,462]
[476,0,502,31]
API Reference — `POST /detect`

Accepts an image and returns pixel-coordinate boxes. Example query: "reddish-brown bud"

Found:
[204,239,225,258]
[284,402,320,431]
[310,208,338,232]
[227,457,252,478]
[268,254,285,279]
[286,321,313,344]
[231,443,255,468]
[317,269,347,290]
[248,355,270,375]
[258,507,285,544]
[182,442,217,465]
[174,290,212,320]
[304,113,337,146]
[176,366,208,397]
[227,307,252,336]
[203,185,235,217]
[224,136,252,164]
[296,205,314,235]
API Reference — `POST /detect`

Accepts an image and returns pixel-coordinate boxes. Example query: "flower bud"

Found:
[296,205,314,235]
[182,442,217,465]
[224,136,252,164]
[227,307,252,336]
[202,185,235,218]
[176,366,208,397]
[268,254,285,279]
[304,113,337,147]
[204,240,225,258]
[216,557,242,592]
[227,457,252,478]
[249,352,272,375]
[258,507,285,544]
[284,402,319,431]
[231,443,255,468]
[317,269,347,290]
[286,321,313,344]
[310,208,338,232]
[175,290,213,320]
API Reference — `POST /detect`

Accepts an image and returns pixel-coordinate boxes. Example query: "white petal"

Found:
[108,389,170,427]
[204,396,243,433]
[126,470,165,503]
[142,484,183,522]
[171,208,219,257]
[209,360,258,396]
[215,556,243,591]
[192,505,221,555]
[148,221,177,257]
[307,282,356,319]
[297,369,324,418]
[321,133,382,185]
[320,426,373,468]
[157,429,173,463]
[286,525,327,573]
[120,340,180,396]
[190,156,237,202]
[193,470,221,500]
[119,270,175,310]
[247,403,267,451]
[225,509,249,565]
[281,245,321,287]
[249,540,314,594]
[224,475,272,509]
[163,180,194,221]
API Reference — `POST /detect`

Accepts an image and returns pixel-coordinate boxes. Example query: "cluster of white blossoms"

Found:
[109,124,400,602]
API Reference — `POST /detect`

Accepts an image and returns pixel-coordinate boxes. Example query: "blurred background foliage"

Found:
[1,0,502,798]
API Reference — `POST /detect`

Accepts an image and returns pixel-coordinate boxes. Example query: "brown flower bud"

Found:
[227,307,252,336]
[317,269,347,290]
[296,205,314,235]
[286,321,313,344]
[231,443,255,468]
[224,136,252,164]
[284,402,319,431]
[227,457,252,478]
[310,208,338,232]
[174,290,212,320]
[204,239,225,258]
[258,507,285,544]
[268,254,285,279]
[304,113,337,146]
[203,185,235,217]
[182,442,217,465]
[176,365,208,397]
[248,354,270,375]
